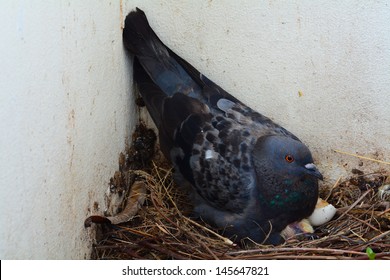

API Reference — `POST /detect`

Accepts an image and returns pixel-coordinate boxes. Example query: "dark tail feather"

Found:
[124,8,199,97]
[134,56,205,159]
[133,57,165,129]
[123,8,167,57]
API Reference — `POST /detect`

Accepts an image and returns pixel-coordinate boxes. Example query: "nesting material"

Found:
[88,124,390,260]
[378,184,390,201]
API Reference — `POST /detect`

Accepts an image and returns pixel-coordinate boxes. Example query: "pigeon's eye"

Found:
[285,155,294,163]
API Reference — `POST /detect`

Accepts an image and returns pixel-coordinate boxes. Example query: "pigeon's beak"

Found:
[304,163,323,180]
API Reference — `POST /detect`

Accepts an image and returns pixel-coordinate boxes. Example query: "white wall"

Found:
[0,1,136,259]
[131,0,390,178]
[1,0,389,259]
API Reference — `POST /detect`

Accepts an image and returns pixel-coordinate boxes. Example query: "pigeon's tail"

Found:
[122,8,166,59]
[123,8,201,98]
[132,56,165,130]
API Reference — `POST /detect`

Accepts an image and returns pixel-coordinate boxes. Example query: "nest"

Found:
[89,124,390,260]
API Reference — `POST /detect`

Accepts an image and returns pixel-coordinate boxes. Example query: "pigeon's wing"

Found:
[134,61,256,212]
[134,56,210,157]
[134,50,256,215]
[135,55,297,214]
[186,116,259,213]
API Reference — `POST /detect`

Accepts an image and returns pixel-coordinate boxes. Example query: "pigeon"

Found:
[123,8,323,245]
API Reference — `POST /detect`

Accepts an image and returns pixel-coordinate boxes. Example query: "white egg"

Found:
[308,198,337,226]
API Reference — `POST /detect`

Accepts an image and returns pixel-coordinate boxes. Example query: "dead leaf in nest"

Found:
[107,179,147,224]
[85,173,147,227]
[85,123,156,228]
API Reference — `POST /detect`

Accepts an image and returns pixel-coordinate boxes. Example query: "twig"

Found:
[334,149,390,165]
[184,228,220,260]
[118,226,155,238]
[182,216,235,246]
[368,230,390,243]
[378,207,390,216]
[325,176,342,200]
[336,189,372,221]
[138,240,188,260]
[346,213,381,232]
[228,247,367,256]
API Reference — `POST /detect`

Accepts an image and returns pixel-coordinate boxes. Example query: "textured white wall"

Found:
[1,0,389,259]
[131,0,390,179]
[0,1,135,259]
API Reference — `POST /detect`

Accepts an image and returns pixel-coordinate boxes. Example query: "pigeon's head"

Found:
[252,135,322,212]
